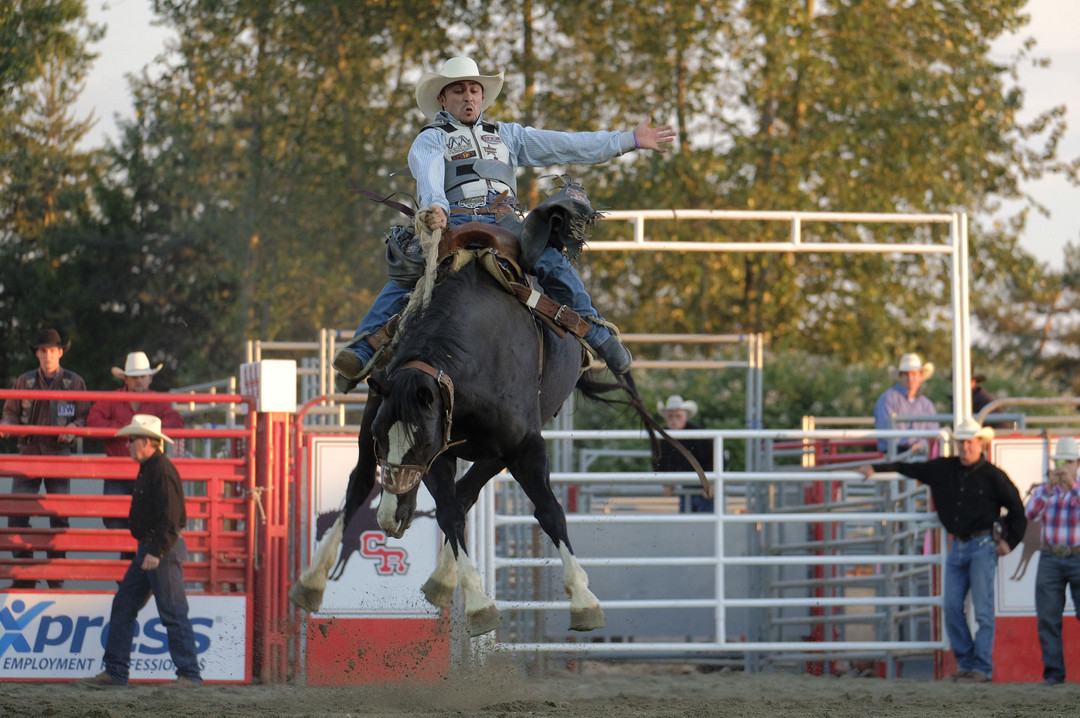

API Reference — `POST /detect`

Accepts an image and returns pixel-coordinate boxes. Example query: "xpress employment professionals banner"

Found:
[1,593,247,681]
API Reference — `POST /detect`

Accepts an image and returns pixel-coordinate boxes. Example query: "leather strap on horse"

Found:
[398,360,463,459]
[378,360,466,495]
[455,248,589,340]
[508,282,589,339]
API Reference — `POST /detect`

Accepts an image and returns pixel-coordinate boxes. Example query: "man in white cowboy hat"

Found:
[77,415,203,689]
[1,328,90,589]
[88,351,184,549]
[654,395,715,512]
[333,56,676,389]
[873,352,939,455]
[859,417,1026,683]
[1024,435,1080,685]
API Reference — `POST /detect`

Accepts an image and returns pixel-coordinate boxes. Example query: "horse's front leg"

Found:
[288,395,381,613]
[420,459,501,636]
[507,432,604,632]
[288,512,344,613]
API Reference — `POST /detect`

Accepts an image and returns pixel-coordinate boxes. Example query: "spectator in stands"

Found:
[971,374,995,417]
[970,373,1012,429]
[654,395,714,512]
[88,352,184,538]
[77,415,203,689]
[858,418,1026,683]
[1,328,90,589]
[873,352,938,455]
[1024,436,1080,686]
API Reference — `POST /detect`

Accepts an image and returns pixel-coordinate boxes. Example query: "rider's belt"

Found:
[1043,544,1080,557]
[510,284,589,339]
[954,529,991,542]
[449,190,518,221]
[365,315,400,351]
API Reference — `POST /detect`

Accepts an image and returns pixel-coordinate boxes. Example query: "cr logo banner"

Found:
[361,531,409,575]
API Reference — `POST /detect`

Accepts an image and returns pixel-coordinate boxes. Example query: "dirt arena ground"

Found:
[2,662,1076,718]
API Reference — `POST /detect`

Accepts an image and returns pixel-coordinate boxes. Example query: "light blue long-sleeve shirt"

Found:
[873,383,939,452]
[407,110,637,215]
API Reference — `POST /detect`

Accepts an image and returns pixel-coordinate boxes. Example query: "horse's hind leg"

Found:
[558,544,604,631]
[507,432,605,631]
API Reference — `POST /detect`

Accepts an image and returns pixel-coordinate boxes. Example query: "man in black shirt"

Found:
[77,415,203,689]
[858,418,1025,684]
[654,395,715,512]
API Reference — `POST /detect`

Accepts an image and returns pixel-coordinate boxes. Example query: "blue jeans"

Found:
[344,211,609,364]
[1035,551,1080,683]
[944,535,998,676]
[102,538,202,684]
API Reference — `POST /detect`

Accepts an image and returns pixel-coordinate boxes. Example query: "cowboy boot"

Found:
[333,317,400,394]
[334,282,410,392]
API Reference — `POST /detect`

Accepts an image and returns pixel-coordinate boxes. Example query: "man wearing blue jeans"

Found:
[1025,436,1080,685]
[859,418,1026,683]
[333,56,676,391]
[77,415,203,689]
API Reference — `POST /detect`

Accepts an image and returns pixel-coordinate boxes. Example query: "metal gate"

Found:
[469,427,947,677]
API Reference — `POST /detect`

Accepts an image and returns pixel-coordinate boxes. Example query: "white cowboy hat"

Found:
[657,395,698,419]
[116,414,174,445]
[111,351,163,380]
[1052,436,1080,461]
[894,352,934,380]
[950,417,994,443]
[414,56,504,119]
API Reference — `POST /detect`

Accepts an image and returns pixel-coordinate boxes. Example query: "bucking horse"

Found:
[289,180,708,636]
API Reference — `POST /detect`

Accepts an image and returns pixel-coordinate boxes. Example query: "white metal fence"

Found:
[468,428,947,674]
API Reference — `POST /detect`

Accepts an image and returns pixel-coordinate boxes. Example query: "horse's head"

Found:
[370,362,457,497]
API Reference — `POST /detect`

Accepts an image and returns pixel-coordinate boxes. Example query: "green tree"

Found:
[480,0,1077,378]
[111,0,462,372]
[0,0,101,384]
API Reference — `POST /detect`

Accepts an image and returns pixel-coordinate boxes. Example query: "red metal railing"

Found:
[0,389,295,683]
[1,389,252,589]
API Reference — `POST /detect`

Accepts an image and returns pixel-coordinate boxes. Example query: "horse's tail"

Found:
[575,370,711,499]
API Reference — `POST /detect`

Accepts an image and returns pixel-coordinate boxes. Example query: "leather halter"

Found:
[378,360,464,495]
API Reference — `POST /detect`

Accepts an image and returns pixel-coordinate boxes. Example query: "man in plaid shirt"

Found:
[1025,436,1080,686]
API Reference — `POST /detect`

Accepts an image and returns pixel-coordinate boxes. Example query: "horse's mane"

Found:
[386,263,483,378]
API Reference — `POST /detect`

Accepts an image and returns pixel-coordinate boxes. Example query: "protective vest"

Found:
[18,370,79,427]
[423,118,518,204]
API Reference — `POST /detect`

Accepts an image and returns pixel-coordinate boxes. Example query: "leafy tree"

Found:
[480,0,1077,381]
[107,0,463,376]
[0,0,101,384]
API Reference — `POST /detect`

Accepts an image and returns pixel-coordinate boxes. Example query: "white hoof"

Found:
[288,581,324,613]
[421,576,455,608]
[467,604,502,637]
[569,605,605,631]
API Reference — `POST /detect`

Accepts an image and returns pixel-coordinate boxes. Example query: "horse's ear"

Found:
[415,384,436,408]
[368,374,388,396]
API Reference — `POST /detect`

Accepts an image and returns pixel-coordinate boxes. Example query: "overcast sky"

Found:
[74,0,1079,265]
